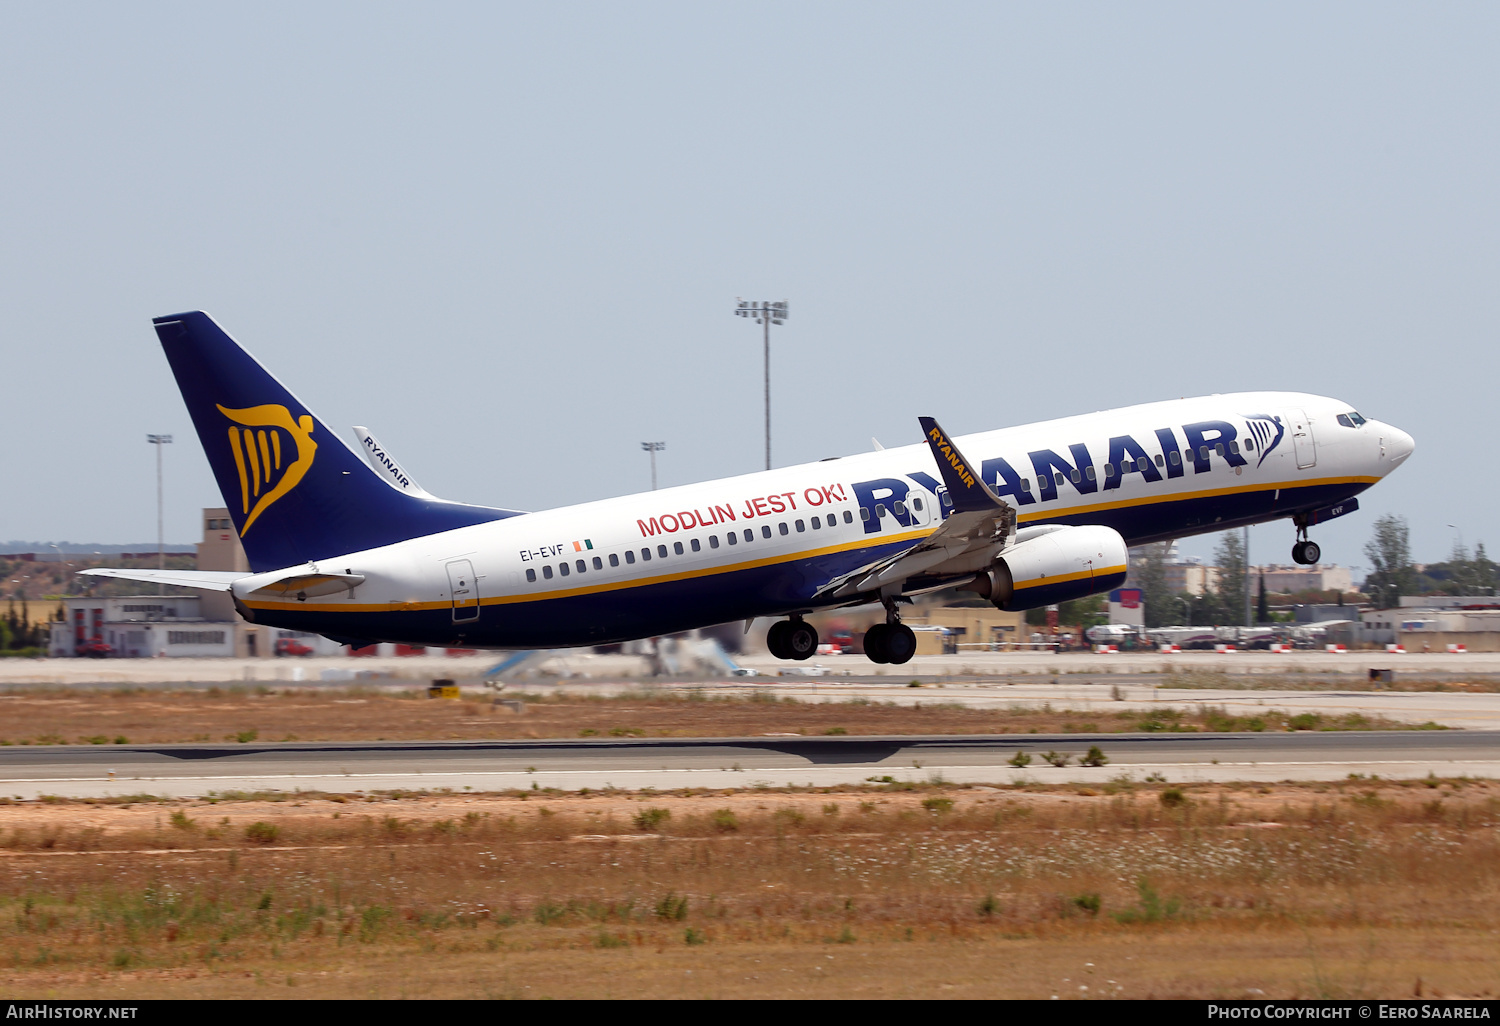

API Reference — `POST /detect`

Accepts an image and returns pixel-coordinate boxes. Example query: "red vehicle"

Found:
[76,641,113,658]
[274,638,314,657]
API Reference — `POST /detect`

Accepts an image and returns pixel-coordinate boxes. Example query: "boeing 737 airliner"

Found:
[84,312,1415,665]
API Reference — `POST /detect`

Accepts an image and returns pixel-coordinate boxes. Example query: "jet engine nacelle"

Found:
[962,524,1130,612]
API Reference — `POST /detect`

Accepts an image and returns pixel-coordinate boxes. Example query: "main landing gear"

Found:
[767,616,819,661]
[863,598,916,665]
[1291,514,1321,565]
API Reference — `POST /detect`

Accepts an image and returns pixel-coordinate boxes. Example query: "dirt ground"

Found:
[0,779,1495,999]
[0,686,1419,745]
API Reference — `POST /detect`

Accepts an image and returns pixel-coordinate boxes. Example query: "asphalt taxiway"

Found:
[1,730,1495,799]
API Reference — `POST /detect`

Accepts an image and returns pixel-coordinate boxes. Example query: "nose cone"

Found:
[1380,424,1415,468]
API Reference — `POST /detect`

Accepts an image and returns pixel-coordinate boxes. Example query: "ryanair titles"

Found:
[361,434,412,490]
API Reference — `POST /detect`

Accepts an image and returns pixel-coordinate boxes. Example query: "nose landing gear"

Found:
[1291,514,1321,565]
[767,616,818,660]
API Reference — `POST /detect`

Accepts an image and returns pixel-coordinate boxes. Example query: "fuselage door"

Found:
[446,559,480,623]
[1286,408,1316,469]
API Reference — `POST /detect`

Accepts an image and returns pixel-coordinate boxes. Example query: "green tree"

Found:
[1364,514,1415,608]
[1256,573,1269,624]
[1212,530,1248,626]
[1132,542,1172,628]
[1058,594,1107,630]
[1474,542,1497,595]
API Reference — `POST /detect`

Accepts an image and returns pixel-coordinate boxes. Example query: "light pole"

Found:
[735,299,788,471]
[641,441,665,491]
[147,434,172,571]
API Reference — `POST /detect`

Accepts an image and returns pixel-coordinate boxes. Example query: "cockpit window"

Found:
[1337,411,1367,428]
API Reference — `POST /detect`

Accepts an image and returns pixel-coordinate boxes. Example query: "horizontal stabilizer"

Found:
[238,569,366,600]
[76,568,247,592]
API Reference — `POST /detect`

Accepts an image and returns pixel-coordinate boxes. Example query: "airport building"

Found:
[49,508,343,658]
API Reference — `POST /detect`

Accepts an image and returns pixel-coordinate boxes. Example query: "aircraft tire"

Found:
[1302,541,1321,564]
[766,620,793,659]
[864,623,891,664]
[786,621,818,660]
[884,623,917,665]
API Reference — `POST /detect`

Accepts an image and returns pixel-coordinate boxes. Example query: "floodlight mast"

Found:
[735,299,788,471]
[641,441,666,491]
[146,434,172,571]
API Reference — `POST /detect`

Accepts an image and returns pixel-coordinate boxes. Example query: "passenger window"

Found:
[843,511,853,524]
[941,491,953,507]
[1138,457,1149,470]
[893,501,906,516]
[658,544,669,558]
[1087,465,1099,480]
[1228,440,1240,455]
[542,565,553,580]
[810,517,821,530]
[1215,443,1225,457]
[778,522,789,536]
[709,535,720,548]
[674,541,684,555]
[641,548,651,561]
[762,525,772,539]
[829,514,838,527]
[576,559,586,573]
[1070,468,1081,483]
[625,550,635,564]
[727,532,738,545]
[1021,478,1031,492]
[860,507,871,521]
[1155,454,1164,467]
[913,497,923,512]
[876,503,887,517]
[1198,446,1209,460]
[1055,473,1065,487]
[592,556,602,570]
[795,519,805,532]
[744,529,753,542]
[1169,450,1180,466]
[1245,438,1256,451]
[609,553,619,567]
[559,563,570,577]
[691,538,701,552]
[526,568,537,583]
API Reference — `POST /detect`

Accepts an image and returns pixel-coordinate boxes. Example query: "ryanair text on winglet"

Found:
[928,425,976,489]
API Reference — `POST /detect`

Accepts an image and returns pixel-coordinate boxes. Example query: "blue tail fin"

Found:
[154,311,518,572]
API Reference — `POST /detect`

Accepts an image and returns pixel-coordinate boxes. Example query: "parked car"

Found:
[77,642,113,658]
[274,638,314,657]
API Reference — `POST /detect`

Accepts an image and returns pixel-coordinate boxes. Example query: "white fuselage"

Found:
[234,391,1412,648]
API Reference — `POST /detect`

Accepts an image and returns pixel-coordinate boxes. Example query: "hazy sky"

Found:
[3,2,1494,572]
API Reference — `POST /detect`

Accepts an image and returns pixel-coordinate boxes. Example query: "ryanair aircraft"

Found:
[84,312,1415,665]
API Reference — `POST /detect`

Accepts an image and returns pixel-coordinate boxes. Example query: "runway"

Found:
[1,730,1495,799]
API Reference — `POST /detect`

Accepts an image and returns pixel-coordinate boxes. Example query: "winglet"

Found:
[918,417,1006,512]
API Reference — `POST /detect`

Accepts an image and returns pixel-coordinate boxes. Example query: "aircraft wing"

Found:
[820,417,1015,600]
[76,568,248,592]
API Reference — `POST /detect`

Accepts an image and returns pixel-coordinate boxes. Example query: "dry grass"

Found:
[0,687,1425,745]
[0,779,1496,998]
[1161,669,1500,693]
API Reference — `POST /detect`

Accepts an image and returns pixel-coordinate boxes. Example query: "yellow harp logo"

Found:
[218,404,318,536]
